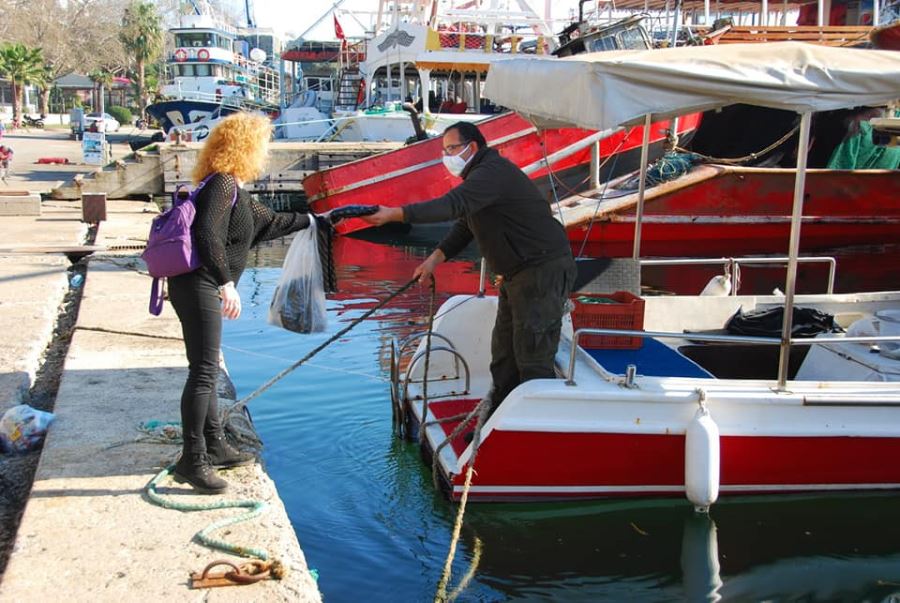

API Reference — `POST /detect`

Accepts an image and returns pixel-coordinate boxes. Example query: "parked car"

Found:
[84,112,120,133]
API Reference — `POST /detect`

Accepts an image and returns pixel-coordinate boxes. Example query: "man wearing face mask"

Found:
[362,121,576,414]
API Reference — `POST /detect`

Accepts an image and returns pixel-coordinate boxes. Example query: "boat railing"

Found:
[426,28,551,54]
[565,328,900,386]
[393,333,471,402]
[640,256,837,295]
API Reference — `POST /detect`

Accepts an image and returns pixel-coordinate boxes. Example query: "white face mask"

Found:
[442,144,472,177]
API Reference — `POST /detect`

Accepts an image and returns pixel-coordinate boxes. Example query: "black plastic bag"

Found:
[725,306,840,338]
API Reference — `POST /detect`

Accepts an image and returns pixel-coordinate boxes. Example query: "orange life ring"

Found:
[197,49,210,61]
[174,49,187,62]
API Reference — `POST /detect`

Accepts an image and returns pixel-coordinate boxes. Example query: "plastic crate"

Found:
[570,291,645,349]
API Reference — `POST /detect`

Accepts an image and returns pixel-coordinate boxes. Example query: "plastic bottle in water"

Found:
[70,274,84,288]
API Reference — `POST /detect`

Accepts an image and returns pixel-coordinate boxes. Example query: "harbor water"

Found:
[224,234,900,602]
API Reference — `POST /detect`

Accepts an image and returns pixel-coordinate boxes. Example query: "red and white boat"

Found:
[388,43,900,505]
[306,111,701,235]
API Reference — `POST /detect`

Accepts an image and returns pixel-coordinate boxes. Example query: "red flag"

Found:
[334,14,345,40]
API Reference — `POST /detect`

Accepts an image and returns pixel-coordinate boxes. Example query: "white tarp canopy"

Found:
[482,42,900,131]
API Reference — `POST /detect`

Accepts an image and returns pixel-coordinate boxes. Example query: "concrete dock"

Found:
[0,131,321,600]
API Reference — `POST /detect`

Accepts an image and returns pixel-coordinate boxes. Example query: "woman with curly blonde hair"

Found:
[168,112,319,493]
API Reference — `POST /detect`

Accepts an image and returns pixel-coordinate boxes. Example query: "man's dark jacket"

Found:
[403,146,571,277]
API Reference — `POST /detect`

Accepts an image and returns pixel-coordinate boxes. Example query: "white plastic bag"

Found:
[0,404,55,453]
[268,215,328,334]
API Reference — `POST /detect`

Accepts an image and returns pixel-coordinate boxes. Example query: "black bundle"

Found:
[272,279,321,334]
[314,215,338,293]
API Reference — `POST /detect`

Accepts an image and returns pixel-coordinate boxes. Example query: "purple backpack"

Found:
[143,174,237,315]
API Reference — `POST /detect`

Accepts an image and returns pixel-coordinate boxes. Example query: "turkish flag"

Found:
[334,14,345,40]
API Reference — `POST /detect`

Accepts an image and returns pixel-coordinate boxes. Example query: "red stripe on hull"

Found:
[433,429,900,500]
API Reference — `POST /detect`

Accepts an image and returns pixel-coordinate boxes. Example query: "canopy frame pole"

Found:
[761,0,768,25]
[632,113,653,261]
[776,111,812,391]
[817,0,824,26]
[590,141,601,189]
[704,0,710,24]
[874,0,880,25]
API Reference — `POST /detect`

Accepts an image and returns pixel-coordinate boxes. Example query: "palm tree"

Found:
[88,69,114,113]
[0,43,46,126]
[119,0,164,115]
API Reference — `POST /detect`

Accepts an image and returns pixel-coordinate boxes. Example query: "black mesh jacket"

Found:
[192,173,310,285]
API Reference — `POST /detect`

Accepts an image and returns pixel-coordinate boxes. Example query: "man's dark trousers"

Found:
[489,254,577,408]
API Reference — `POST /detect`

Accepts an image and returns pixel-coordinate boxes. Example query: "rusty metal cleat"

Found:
[190,559,285,589]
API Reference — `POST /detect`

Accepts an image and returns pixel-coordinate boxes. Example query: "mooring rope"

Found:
[433,396,492,603]
[144,464,271,560]
[676,123,800,165]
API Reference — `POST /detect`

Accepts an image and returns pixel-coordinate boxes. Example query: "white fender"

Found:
[685,405,720,512]
[700,274,731,296]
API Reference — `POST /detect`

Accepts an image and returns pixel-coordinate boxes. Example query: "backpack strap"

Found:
[149,277,165,316]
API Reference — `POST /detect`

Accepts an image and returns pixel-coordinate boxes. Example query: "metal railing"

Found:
[639,256,837,295]
[565,327,900,386]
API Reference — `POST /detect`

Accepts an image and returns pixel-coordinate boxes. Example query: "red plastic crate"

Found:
[570,291,645,349]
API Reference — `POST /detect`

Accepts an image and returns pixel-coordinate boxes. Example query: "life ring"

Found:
[174,49,187,62]
[197,49,210,61]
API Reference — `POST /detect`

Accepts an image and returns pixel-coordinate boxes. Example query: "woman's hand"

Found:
[219,281,241,320]
[360,205,403,226]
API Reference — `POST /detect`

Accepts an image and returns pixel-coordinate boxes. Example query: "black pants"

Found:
[168,269,224,455]
[490,254,577,407]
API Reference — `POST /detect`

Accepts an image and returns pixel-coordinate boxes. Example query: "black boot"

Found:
[206,434,256,468]
[173,452,228,494]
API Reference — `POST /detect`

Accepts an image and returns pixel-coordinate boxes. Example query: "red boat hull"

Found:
[422,398,900,501]
[568,169,900,256]
[305,112,701,235]
[871,21,900,50]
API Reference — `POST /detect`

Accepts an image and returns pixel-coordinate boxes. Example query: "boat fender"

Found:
[685,401,720,513]
[700,274,731,296]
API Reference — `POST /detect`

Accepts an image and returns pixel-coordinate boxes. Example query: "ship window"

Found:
[587,36,617,52]
[195,64,210,77]
[618,28,649,50]
[177,32,211,48]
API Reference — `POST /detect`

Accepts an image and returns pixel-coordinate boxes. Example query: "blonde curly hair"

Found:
[192,112,273,184]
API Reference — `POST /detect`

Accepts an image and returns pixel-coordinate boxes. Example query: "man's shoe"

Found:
[173,452,228,494]
[206,435,256,469]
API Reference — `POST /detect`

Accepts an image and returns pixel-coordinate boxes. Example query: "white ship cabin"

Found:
[164,14,279,107]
